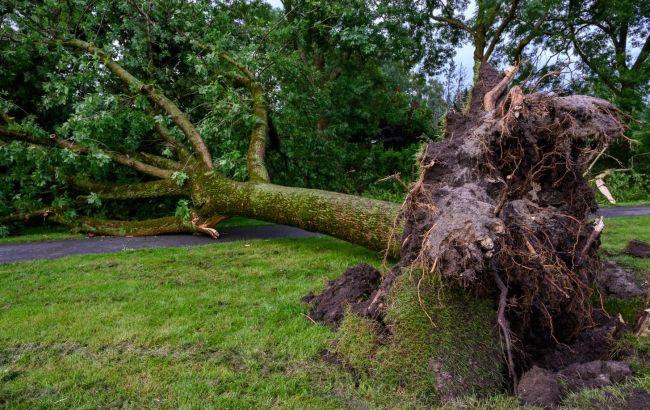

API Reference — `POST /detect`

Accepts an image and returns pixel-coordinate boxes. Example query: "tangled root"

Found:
[371,63,625,382]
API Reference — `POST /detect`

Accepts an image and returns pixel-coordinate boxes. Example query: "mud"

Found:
[625,239,650,258]
[302,263,380,328]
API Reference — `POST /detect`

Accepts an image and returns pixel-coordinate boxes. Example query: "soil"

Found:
[625,240,650,258]
[517,366,562,408]
[599,261,645,298]
[301,263,380,328]
[532,314,625,371]
[610,388,650,410]
[518,360,633,409]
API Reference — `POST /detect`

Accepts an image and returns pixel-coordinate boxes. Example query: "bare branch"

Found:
[484,65,519,111]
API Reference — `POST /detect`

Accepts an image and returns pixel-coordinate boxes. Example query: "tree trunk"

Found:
[190,173,401,255]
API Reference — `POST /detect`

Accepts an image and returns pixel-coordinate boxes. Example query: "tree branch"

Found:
[135,151,182,171]
[151,120,192,163]
[567,26,619,93]
[484,0,521,60]
[430,14,474,35]
[0,208,60,224]
[0,127,174,178]
[219,51,256,81]
[484,65,519,111]
[52,215,220,238]
[69,178,187,200]
[60,38,214,169]
[223,71,270,183]
[632,33,650,71]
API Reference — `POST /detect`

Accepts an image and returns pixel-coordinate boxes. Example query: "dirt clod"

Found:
[625,240,650,258]
[519,361,633,409]
[302,263,380,328]
[518,366,562,409]
[558,360,632,391]
[599,261,645,298]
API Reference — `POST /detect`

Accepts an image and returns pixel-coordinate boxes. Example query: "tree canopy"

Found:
[0,0,648,237]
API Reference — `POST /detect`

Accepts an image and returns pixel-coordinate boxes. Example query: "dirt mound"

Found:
[518,366,562,408]
[625,239,650,258]
[613,388,650,410]
[518,361,633,408]
[599,261,645,298]
[302,263,380,328]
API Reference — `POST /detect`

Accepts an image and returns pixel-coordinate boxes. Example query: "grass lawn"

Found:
[601,215,650,274]
[0,217,649,408]
[0,237,392,409]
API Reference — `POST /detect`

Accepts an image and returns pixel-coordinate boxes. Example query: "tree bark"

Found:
[190,173,401,255]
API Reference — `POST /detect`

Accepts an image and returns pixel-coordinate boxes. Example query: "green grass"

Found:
[0,237,386,408]
[601,215,650,274]
[598,200,650,207]
[1,216,649,408]
[0,226,84,244]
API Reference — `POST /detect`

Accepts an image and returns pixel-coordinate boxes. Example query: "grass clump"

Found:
[333,309,380,372]
[334,268,503,407]
[603,297,646,325]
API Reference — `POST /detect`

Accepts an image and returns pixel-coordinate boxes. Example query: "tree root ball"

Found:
[303,63,626,403]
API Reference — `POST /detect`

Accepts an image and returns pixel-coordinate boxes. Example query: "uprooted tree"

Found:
[0,0,637,404]
[304,63,626,402]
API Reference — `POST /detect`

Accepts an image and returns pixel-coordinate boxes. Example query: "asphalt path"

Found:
[0,206,648,263]
[0,225,317,263]
[597,205,650,218]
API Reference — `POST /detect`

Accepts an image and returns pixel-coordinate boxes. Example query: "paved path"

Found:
[0,225,317,263]
[1,206,649,263]
[597,205,650,218]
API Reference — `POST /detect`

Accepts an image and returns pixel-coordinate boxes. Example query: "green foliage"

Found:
[0,0,447,220]
[170,171,189,187]
[86,192,102,207]
[597,172,650,204]
[174,199,191,221]
[0,225,8,238]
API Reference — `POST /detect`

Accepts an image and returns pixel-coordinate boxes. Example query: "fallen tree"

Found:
[305,63,627,403]
[0,37,400,254]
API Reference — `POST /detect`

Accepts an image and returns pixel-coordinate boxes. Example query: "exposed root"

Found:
[494,270,518,393]
[371,63,624,380]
